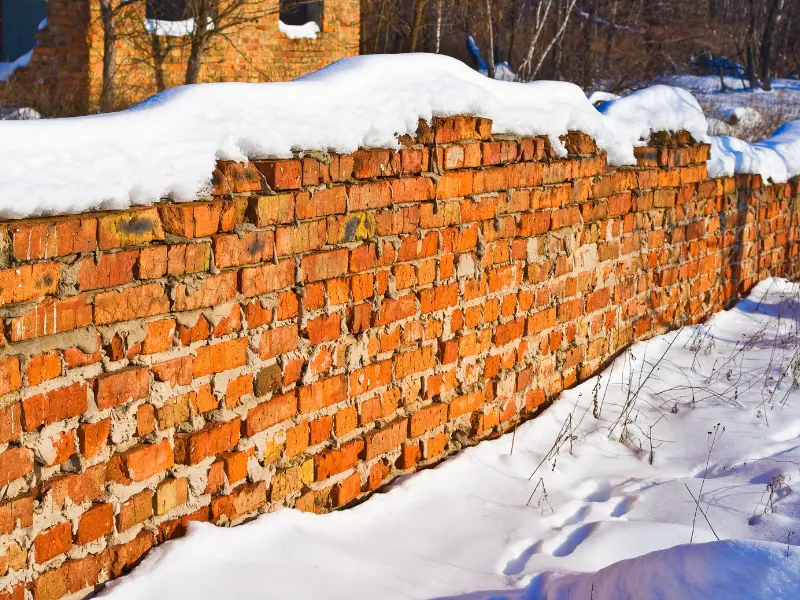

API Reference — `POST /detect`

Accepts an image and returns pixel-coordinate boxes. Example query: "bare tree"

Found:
[760,0,786,91]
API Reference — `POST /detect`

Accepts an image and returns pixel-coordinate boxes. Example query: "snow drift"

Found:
[533,540,800,600]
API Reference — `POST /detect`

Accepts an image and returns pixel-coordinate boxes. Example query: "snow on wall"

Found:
[0,53,797,220]
[0,53,709,220]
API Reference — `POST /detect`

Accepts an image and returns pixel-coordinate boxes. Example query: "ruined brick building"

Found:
[6,0,359,111]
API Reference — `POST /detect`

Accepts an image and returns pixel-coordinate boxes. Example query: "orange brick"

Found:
[306,313,341,344]
[76,250,138,291]
[0,263,60,307]
[97,208,164,250]
[174,419,241,465]
[25,352,61,387]
[364,418,408,460]
[173,272,237,311]
[0,358,21,396]
[214,231,274,268]
[240,259,295,297]
[95,282,170,325]
[10,218,96,261]
[43,431,76,466]
[136,404,155,436]
[314,439,364,479]
[118,439,174,482]
[142,319,175,354]
[8,296,93,342]
[276,219,327,255]
[243,392,297,436]
[77,420,111,458]
[192,338,248,378]
[259,324,298,359]
[22,382,88,430]
[210,481,267,523]
[409,403,447,437]
[298,375,347,413]
[95,367,149,410]
[117,490,153,532]
[219,451,248,483]
[159,202,225,238]
[75,503,114,545]
[0,495,33,535]
[301,249,349,283]
[34,521,72,563]
[250,193,295,226]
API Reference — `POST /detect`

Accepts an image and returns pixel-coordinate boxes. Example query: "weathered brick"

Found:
[22,382,89,430]
[0,263,60,307]
[192,338,248,378]
[7,295,93,341]
[34,521,72,563]
[95,283,170,325]
[98,208,164,250]
[75,503,114,545]
[172,272,237,311]
[314,439,364,480]
[95,367,149,410]
[76,250,138,291]
[364,418,408,460]
[174,419,240,465]
[243,392,297,436]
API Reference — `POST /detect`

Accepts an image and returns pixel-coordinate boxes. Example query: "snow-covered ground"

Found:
[103,278,800,600]
[658,74,800,140]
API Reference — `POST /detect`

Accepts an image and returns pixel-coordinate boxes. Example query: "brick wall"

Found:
[12,0,359,111]
[0,117,797,599]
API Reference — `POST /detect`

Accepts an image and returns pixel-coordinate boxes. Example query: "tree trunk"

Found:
[186,0,212,84]
[484,0,495,79]
[99,0,117,110]
[409,0,428,52]
[760,0,785,91]
[746,0,760,89]
[581,3,596,90]
[434,0,443,53]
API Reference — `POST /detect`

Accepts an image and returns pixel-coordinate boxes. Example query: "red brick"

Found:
[137,404,155,436]
[75,503,114,545]
[259,324,298,359]
[77,420,111,458]
[314,439,364,479]
[8,295,93,341]
[76,250,138,291]
[34,521,72,563]
[364,418,408,460]
[95,282,170,325]
[243,392,297,436]
[240,259,295,297]
[0,358,21,397]
[192,338,248,378]
[95,367,149,410]
[10,218,96,261]
[118,439,174,481]
[301,249,349,283]
[172,272,237,311]
[214,231,274,268]
[348,180,392,210]
[22,382,89,431]
[298,375,347,413]
[174,419,241,465]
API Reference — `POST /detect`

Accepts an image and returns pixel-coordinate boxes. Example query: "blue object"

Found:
[1,0,46,62]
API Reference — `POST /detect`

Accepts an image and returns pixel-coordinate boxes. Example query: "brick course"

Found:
[0,118,796,597]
